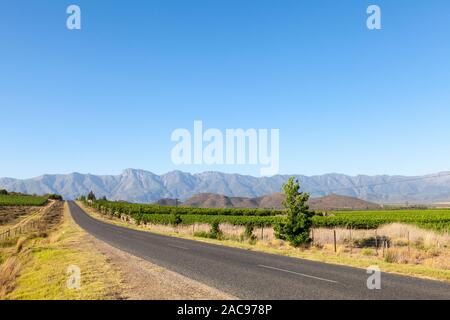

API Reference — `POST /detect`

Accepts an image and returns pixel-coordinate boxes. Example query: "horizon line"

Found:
[1,168,450,181]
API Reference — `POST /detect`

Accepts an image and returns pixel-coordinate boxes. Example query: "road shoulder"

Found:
[69,202,235,300]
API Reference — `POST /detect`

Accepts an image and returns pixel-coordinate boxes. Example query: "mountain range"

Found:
[1,169,450,204]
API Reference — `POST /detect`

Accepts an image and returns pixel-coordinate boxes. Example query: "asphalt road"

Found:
[68,201,450,299]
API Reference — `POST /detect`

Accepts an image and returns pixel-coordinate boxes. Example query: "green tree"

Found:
[0,189,8,195]
[274,177,314,247]
[87,191,96,201]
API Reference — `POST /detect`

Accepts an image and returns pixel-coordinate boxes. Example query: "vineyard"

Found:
[0,194,49,206]
[92,200,284,216]
[313,209,450,232]
[87,200,450,232]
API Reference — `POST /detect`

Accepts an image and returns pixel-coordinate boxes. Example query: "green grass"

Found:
[0,195,48,206]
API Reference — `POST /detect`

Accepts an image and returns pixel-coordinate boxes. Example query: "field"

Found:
[90,200,450,232]
[0,195,49,207]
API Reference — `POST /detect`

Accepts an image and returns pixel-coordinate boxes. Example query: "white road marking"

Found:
[258,265,338,284]
[168,244,190,250]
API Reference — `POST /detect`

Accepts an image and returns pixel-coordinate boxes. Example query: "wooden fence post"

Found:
[375,229,378,254]
[407,231,410,257]
[333,229,337,253]
[349,226,353,254]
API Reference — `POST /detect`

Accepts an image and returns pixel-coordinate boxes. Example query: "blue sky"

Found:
[1,0,450,179]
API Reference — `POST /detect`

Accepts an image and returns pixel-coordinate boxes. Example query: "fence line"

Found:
[0,202,56,241]
[0,219,45,241]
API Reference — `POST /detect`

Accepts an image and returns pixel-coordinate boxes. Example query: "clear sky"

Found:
[1,0,450,179]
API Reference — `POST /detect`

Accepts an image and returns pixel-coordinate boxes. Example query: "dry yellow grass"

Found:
[0,202,124,300]
[0,256,21,298]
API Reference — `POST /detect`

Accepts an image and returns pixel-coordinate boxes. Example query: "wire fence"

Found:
[0,202,58,241]
[307,224,450,266]
[311,227,395,254]
[0,219,47,241]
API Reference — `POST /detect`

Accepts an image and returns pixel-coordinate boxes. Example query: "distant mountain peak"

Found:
[122,168,150,175]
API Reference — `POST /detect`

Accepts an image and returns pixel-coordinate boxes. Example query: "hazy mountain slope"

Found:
[182,193,235,208]
[180,193,381,210]
[307,194,382,211]
[1,169,450,203]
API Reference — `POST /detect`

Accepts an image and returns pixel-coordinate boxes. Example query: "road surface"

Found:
[68,201,450,299]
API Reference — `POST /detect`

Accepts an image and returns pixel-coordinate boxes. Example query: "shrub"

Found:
[209,220,223,239]
[241,224,257,244]
[361,248,376,256]
[384,249,400,263]
[194,231,211,238]
[171,209,182,226]
[192,221,223,239]
[353,236,390,248]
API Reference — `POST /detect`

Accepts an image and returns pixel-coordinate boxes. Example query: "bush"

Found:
[353,236,390,248]
[384,249,400,263]
[171,209,182,226]
[361,248,376,256]
[193,222,223,240]
[209,220,223,239]
[194,231,211,238]
[241,224,257,244]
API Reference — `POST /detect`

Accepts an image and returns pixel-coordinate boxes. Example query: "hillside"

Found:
[308,194,382,211]
[178,192,381,211]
